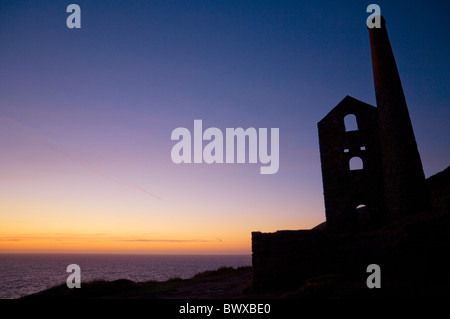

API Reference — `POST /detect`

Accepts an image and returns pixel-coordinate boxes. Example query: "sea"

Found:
[0,254,252,299]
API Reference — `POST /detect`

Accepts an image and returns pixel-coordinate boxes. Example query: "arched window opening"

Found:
[344,114,358,132]
[356,204,370,225]
[349,156,363,170]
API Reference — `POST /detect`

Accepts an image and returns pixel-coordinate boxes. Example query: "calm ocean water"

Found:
[0,254,251,299]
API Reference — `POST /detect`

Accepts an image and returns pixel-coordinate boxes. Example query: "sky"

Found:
[0,0,449,254]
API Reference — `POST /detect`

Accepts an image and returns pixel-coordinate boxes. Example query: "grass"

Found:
[21,266,253,299]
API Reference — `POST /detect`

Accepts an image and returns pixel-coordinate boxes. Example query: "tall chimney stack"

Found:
[368,16,429,219]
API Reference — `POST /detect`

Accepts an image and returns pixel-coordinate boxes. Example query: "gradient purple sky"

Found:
[0,0,448,253]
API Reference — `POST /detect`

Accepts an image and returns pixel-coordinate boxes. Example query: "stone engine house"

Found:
[318,96,386,231]
[317,16,428,231]
[251,16,432,289]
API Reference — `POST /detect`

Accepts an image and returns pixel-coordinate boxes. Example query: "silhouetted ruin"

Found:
[318,16,430,232]
[251,17,449,294]
[318,96,386,231]
[369,17,430,220]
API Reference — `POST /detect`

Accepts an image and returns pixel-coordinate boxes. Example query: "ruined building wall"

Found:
[251,230,331,289]
[318,96,386,231]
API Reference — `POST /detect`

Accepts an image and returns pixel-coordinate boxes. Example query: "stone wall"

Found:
[318,96,386,232]
[251,230,331,289]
